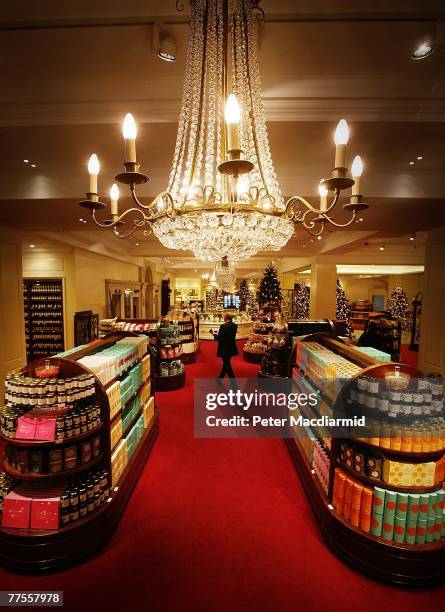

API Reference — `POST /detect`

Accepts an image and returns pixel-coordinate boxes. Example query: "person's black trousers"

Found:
[218,354,235,379]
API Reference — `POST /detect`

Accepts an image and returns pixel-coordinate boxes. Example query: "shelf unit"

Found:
[243,321,288,365]
[74,310,99,346]
[156,321,186,391]
[23,279,65,361]
[286,332,445,586]
[0,332,158,572]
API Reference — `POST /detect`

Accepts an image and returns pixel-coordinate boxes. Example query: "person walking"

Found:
[210,313,238,382]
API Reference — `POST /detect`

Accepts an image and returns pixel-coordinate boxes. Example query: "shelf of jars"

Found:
[165,310,199,364]
[0,332,158,572]
[243,320,288,364]
[198,310,254,340]
[285,332,445,586]
[155,320,185,391]
[23,279,65,361]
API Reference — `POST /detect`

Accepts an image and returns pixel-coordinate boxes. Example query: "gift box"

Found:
[405,520,418,544]
[396,492,409,521]
[419,493,430,521]
[415,519,427,544]
[344,478,354,521]
[34,418,56,441]
[81,441,92,464]
[367,457,383,480]
[30,499,60,530]
[394,516,406,543]
[411,462,436,487]
[2,492,31,528]
[407,493,420,523]
[92,435,101,457]
[382,459,414,487]
[15,416,37,440]
[426,517,436,543]
[29,450,43,474]
[360,487,373,533]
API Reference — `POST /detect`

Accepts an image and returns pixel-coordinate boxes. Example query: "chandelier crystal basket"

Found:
[79,0,369,261]
[213,256,237,291]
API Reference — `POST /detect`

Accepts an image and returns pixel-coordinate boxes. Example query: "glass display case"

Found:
[198,310,254,340]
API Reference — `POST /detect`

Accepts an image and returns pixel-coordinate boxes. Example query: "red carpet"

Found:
[0,340,443,611]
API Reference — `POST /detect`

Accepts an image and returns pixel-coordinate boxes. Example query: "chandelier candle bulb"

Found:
[319,183,329,211]
[110,183,119,216]
[334,119,349,168]
[87,154,100,194]
[123,113,137,163]
[351,155,364,196]
[225,94,241,151]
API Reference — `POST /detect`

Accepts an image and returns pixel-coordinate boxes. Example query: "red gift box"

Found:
[34,418,57,441]
[30,499,60,530]
[16,417,37,440]
[2,492,31,529]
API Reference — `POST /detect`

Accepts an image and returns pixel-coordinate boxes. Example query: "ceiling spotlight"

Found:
[409,161,415,166]
[379,245,385,251]
[409,234,415,241]
[23,159,29,163]
[358,217,363,222]
[31,164,36,168]
[411,21,445,61]
[412,42,434,60]
[317,235,322,240]
[135,242,139,246]
[158,38,176,62]
[417,156,423,160]
[154,23,176,62]
[29,244,35,248]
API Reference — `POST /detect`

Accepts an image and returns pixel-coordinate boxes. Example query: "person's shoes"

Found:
[216,378,223,385]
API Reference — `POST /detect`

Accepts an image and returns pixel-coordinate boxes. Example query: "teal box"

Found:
[416,519,427,544]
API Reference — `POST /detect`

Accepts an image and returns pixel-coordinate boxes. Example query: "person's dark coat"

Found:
[215,321,238,357]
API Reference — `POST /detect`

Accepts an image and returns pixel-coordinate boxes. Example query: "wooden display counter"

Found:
[0,333,158,572]
[286,332,445,586]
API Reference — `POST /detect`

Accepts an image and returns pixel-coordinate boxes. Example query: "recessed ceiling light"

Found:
[359,217,363,222]
[29,244,35,248]
[409,161,415,166]
[409,234,415,241]
[23,159,29,163]
[31,164,36,168]
[379,245,385,251]
[79,218,84,222]
[194,268,197,272]
[135,242,139,246]
[417,156,423,160]
[411,42,434,60]
[317,235,322,240]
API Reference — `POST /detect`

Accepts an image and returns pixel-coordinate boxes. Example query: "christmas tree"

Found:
[239,280,251,311]
[258,264,282,307]
[293,282,310,319]
[205,286,217,310]
[336,279,353,338]
[387,282,410,330]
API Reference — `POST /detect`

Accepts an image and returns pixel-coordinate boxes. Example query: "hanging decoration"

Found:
[79,0,369,261]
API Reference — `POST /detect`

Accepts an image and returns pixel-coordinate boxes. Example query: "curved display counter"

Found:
[287,332,445,586]
[0,332,158,572]
[198,312,254,340]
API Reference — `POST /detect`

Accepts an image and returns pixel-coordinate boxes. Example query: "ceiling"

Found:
[1,0,444,276]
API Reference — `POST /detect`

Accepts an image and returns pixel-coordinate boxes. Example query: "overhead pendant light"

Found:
[79,0,369,258]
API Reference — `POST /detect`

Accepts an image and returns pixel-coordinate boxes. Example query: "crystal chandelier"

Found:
[79,0,369,261]
[214,257,236,291]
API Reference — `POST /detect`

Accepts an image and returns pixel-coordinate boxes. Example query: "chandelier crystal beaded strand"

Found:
[79,0,369,261]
